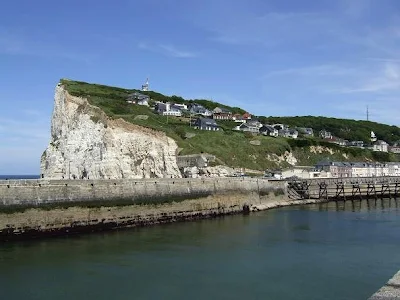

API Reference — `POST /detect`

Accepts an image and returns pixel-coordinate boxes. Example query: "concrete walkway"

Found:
[369,271,400,299]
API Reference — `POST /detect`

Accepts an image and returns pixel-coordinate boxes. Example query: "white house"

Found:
[259,125,278,137]
[320,130,332,139]
[234,123,259,133]
[173,103,188,110]
[137,98,149,106]
[373,140,389,152]
[156,102,182,117]
[388,163,400,176]
[126,92,150,106]
[279,129,298,139]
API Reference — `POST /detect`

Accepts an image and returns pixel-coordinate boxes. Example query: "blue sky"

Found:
[1,0,400,174]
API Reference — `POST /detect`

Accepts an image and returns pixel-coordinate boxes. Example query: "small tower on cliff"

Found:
[141,78,149,91]
[371,131,377,143]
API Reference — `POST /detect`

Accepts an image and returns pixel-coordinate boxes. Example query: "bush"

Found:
[174,126,186,139]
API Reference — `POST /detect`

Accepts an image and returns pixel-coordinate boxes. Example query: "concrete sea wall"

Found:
[0,177,283,206]
[0,177,302,240]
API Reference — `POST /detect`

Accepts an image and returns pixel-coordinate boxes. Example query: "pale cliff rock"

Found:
[266,151,298,166]
[183,165,235,178]
[41,83,182,179]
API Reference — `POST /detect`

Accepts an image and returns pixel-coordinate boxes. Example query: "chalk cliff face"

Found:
[41,83,182,179]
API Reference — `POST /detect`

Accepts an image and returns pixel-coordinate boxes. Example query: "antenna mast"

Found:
[366,105,369,121]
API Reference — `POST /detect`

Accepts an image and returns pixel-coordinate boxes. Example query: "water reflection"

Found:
[310,198,399,213]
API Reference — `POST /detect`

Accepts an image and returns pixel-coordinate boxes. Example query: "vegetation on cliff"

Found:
[260,116,400,145]
[60,79,400,170]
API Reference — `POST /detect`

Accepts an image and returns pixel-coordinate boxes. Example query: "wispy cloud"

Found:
[138,42,198,58]
[263,64,354,78]
[334,62,400,93]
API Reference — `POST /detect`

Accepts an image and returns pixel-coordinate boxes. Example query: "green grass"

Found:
[60,79,399,170]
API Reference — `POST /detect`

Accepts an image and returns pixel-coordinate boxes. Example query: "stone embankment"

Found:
[369,271,400,299]
[0,177,319,240]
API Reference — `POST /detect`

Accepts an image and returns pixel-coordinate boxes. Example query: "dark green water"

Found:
[1,200,400,300]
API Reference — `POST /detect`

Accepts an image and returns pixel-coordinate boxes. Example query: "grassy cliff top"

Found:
[59,79,400,170]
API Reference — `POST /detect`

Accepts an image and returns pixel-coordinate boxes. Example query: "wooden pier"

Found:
[287,176,400,201]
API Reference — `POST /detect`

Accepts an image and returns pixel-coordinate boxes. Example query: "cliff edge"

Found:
[40,82,182,179]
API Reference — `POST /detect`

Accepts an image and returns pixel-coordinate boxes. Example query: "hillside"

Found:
[60,79,400,170]
[260,116,400,145]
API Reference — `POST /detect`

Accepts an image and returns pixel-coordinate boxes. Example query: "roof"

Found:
[374,140,388,145]
[260,125,276,131]
[198,118,219,126]
[127,92,149,99]
[239,123,258,129]
[214,107,231,113]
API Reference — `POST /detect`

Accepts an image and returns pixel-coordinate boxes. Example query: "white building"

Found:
[173,103,188,110]
[163,110,182,116]
[388,163,400,176]
[373,140,389,152]
[137,98,149,106]
[320,130,332,139]
[156,102,182,117]
[371,131,377,142]
[141,78,149,91]
[234,123,259,133]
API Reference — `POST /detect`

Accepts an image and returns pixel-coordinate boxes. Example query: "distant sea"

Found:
[0,175,40,180]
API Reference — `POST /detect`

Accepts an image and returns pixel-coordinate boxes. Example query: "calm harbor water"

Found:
[0,199,400,300]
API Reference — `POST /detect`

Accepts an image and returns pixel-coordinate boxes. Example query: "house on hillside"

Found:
[189,104,212,117]
[278,128,298,139]
[328,137,347,146]
[234,122,259,133]
[233,112,252,123]
[390,146,400,153]
[259,125,278,137]
[155,102,182,116]
[212,107,233,120]
[126,92,150,106]
[319,130,332,139]
[193,118,220,131]
[173,103,188,111]
[373,140,389,152]
[233,114,245,123]
[246,119,263,128]
[213,107,231,114]
[273,124,288,131]
[297,127,314,137]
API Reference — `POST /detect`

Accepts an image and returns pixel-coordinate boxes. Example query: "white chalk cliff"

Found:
[41,83,182,179]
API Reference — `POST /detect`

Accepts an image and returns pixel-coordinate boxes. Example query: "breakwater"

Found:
[0,177,296,240]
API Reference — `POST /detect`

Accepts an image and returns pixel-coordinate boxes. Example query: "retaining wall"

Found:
[0,177,285,207]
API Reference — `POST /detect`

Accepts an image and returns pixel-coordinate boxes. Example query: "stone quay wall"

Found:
[0,177,285,207]
[0,178,292,240]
